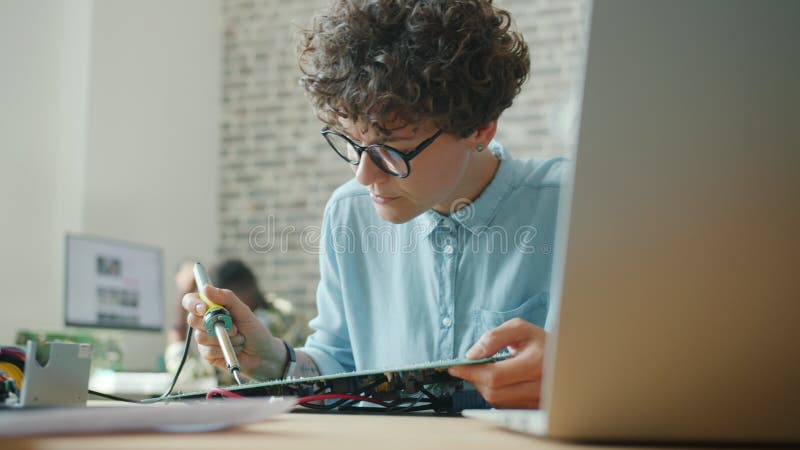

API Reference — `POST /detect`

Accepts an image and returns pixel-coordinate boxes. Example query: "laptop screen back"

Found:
[544,0,800,442]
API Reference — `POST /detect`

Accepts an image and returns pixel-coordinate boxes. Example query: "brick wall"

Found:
[219,0,590,315]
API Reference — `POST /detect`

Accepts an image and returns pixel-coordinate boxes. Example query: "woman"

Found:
[183,0,564,408]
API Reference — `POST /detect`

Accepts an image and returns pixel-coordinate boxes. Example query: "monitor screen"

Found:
[64,234,163,331]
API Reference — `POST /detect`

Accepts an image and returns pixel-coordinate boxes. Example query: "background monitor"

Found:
[65,234,163,331]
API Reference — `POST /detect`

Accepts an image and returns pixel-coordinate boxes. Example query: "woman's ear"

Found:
[468,120,498,151]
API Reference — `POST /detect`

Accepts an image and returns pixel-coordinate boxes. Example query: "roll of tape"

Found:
[0,361,24,391]
[0,346,26,392]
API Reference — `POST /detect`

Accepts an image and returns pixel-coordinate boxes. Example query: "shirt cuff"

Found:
[297,346,346,376]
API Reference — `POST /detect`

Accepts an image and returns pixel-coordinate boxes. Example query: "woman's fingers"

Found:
[449,318,548,408]
[465,318,541,359]
[449,351,540,389]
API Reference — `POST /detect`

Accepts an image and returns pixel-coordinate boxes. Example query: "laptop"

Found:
[465,0,800,443]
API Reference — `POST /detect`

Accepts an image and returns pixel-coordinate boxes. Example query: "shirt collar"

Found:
[413,141,515,238]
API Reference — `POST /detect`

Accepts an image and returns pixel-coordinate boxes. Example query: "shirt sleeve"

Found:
[298,199,355,375]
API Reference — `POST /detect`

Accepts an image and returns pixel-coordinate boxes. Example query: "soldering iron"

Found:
[193,262,243,386]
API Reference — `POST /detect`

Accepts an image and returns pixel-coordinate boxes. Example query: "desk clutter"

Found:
[166,356,509,414]
[2,339,506,415]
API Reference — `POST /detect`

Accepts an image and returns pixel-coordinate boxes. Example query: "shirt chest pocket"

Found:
[474,292,549,337]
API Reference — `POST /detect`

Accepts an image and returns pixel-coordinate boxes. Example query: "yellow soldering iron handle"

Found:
[193,262,223,310]
[193,262,233,337]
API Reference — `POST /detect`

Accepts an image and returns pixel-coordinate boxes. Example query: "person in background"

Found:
[165,259,310,384]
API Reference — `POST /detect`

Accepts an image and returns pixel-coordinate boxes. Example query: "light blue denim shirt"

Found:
[301,142,567,375]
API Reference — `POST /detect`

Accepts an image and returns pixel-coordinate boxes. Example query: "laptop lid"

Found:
[543,0,800,443]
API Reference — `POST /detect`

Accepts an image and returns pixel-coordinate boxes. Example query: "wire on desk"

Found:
[88,327,195,404]
[206,388,246,400]
[201,389,390,411]
[297,393,390,408]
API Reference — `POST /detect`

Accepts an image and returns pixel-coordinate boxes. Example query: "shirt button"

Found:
[443,244,454,255]
[442,317,452,327]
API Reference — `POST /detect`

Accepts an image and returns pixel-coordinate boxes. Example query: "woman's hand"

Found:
[182,285,287,380]
[448,318,547,408]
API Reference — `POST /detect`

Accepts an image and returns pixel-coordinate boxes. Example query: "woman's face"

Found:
[342,122,478,224]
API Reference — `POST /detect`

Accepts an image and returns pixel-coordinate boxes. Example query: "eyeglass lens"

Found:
[326,133,408,177]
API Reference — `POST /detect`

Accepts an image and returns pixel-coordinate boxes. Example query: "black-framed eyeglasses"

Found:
[321,127,444,178]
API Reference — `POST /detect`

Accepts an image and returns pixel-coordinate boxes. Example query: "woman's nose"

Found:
[354,151,389,186]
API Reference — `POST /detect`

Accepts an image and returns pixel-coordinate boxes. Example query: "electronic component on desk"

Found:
[1,341,92,408]
[164,354,511,414]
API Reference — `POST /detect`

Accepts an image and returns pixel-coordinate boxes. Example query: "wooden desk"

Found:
[1,411,742,450]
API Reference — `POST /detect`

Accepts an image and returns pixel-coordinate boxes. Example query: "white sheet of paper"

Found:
[0,397,295,437]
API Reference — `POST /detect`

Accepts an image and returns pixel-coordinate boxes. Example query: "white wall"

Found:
[83,0,221,369]
[0,1,83,340]
[0,0,221,370]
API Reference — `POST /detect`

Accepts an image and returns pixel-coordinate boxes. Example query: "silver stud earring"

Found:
[476,144,485,152]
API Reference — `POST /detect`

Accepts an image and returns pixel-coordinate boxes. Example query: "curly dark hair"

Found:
[298,0,530,138]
